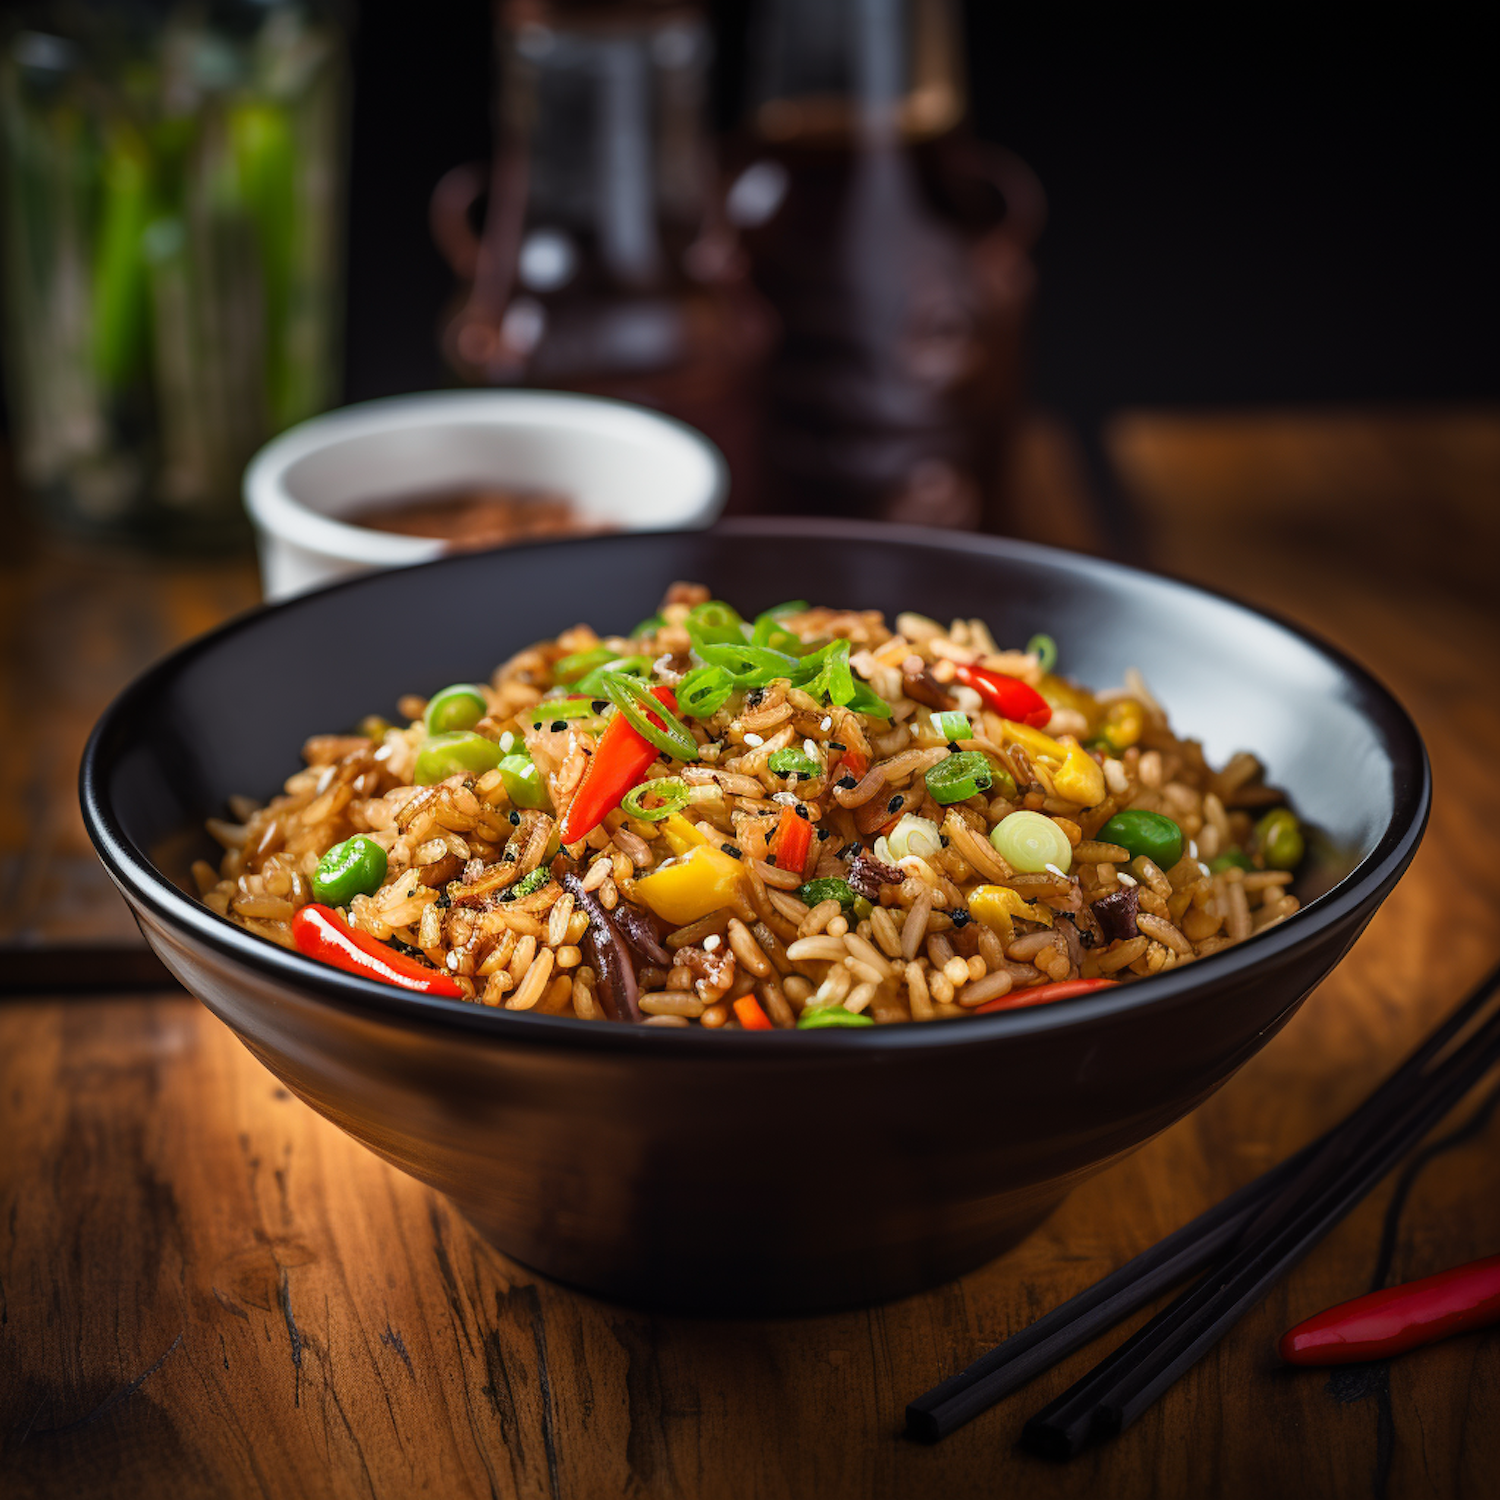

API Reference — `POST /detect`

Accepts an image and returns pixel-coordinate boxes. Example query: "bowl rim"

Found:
[80,518,1431,1056]
[241,388,730,568]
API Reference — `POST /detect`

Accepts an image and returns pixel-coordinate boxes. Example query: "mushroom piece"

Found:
[562,871,643,1022]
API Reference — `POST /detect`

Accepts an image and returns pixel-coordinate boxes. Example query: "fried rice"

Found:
[196,584,1306,1028]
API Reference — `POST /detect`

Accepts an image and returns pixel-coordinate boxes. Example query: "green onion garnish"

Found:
[676,665,735,718]
[571,655,652,698]
[933,709,972,741]
[631,613,665,637]
[796,1007,874,1029]
[1026,633,1058,674]
[750,601,809,653]
[621,777,690,822]
[553,645,618,683]
[686,599,746,645]
[694,640,802,687]
[925,750,995,805]
[767,747,821,777]
[841,678,894,719]
[527,697,600,725]
[601,673,700,761]
[797,877,857,910]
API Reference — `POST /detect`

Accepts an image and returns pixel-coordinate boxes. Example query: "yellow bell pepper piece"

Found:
[1098,699,1144,752]
[1000,719,1066,764]
[660,812,708,855]
[967,883,1053,946]
[634,843,746,925]
[1051,736,1106,807]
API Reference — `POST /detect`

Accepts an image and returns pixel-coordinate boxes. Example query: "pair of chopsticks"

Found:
[907,957,1500,1455]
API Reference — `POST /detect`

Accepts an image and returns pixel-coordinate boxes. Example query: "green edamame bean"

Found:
[1207,847,1254,874]
[1096,809,1183,869]
[797,1007,875,1029]
[424,684,487,735]
[498,753,551,810]
[414,730,502,785]
[1254,808,1305,870]
[311,835,388,904]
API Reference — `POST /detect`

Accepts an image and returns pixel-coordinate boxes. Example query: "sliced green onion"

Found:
[621,777,690,822]
[506,867,553,900]
[694,640,801,687]
[553,645,618,683]
[571,655,652,698]
[601,674,700,761]
[925,750,994,805]
[527,696,600,726]
[498,753,552,810]
[933,709,972,742]
[768,747,821,778]
[415,731,503,785]
[631,613,665,638]
[686,599,746,645]
[797,877,857,910]
[797,1007,875,1029]
[1026,633,1058,674]
[795,638,855,704]
[424,683,487,735]
[676,665,735,718]
[751,601,810,653]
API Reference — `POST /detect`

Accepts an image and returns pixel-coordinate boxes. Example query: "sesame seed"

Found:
[1188,839,1199,860]
[887,795,903,814]
[703,933,722,951]
[820,717,832,732]
[509,811,521,825]
[744,733,764,747]
[949,909,971,928]
[828,740,847,751]
[837,775,857,789]
[1116,871,1138,887]
[803,738,819,760]
[550,720,567,732]
[720,844,743,860]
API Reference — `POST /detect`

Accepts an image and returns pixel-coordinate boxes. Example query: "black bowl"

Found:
[81,521,1428,1313]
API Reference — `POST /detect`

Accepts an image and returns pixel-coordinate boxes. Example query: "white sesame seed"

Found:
[743,732,764,747]
[1116,871,1138,887]
[803,738,819,760]
[1188,839,1199,860]
[772,791,799,806]
[1198,862,1212,877]
[820,717,833,732]
[703,933,721,952]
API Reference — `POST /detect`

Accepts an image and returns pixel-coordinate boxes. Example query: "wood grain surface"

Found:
[2,412,1497,1499]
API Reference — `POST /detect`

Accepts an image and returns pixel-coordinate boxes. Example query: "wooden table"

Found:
[3,412,1497,1499]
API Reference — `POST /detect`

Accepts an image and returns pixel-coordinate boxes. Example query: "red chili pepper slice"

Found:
[772,804,814,878]
[558,685,679,846]
[954,664,1052,728]
[838,748,869,782]
[972,977,1120,1013]
[291,903,464,998]
[1279,1253,1500,1365]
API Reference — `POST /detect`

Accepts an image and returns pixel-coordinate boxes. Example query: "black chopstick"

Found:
[906,957,1500,1445]
[1022,972,1500,1458]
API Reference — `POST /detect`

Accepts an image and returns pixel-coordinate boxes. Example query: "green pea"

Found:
[1096,809,1183,869]
[990,810,1073,874]
[797,1007,876,1029]
[1254,808,1304,871]
[1207,847,1254,874]
[498,752,552,810]
[414,730,503,785]
[424,683,487,735]
[311,835,388,905]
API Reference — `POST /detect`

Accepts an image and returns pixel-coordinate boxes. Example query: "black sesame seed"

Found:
[720,844,743,860]
[939,834,950,847]
[886,795,903,814]
[592,700,608,713]
[837,775,857,790]
[947,741,961,753]
[795,804,809,820]
[836,841,863,860]
[436,892,452,909]
[509,810,521,825]
[816,828,832,841]
[827,741,847,751]
[550,720,567,732]
[766,855,778,868]
[950,909,971,928]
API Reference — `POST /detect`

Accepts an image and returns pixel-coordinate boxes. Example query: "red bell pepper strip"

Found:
[954,664,1052,728]
[771,804,814,877]
[1279,1254,1500,1365]
[291,903,464,997]
[558,685,679,846]
[838,748,869,782]
[733,995,774,1030]
[973,977,1119,1013]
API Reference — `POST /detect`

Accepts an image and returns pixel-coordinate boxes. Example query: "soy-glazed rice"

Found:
[197,585,1306,1028]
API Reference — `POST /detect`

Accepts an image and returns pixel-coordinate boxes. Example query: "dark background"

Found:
[7,3,1496,433]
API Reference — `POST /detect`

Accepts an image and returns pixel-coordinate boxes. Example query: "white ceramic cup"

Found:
[243,390,728,600]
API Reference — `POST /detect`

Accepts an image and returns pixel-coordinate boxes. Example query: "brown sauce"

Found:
[342,486,604,551]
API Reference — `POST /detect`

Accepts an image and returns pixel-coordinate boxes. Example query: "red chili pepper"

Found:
[1279,1254,1500,1365]
[291,903,464,997]
[838,748,869,782]
[772,804,814,877]
[972,977,1120,1013]
[954,664,1052,728]
[558,685,679,845]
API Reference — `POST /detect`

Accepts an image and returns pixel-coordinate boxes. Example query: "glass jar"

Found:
[0,1,348,549]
